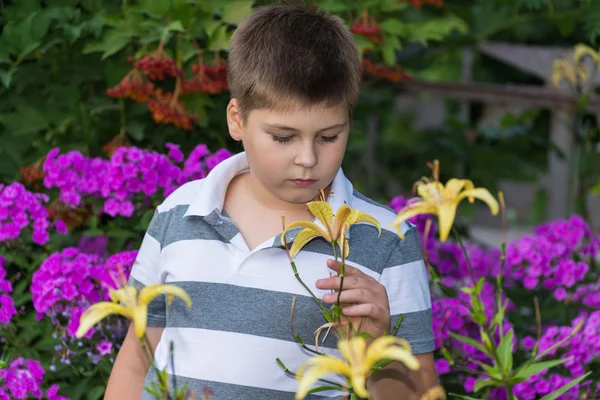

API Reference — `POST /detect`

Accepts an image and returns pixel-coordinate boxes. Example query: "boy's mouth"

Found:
[289,179,317,187]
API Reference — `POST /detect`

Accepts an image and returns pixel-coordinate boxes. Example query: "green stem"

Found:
[336,261,345,309]
[506,383,517,400]
[390,314,404,336]
[276,358,347,388]
[452,228,476,287]
[290,261,333,321]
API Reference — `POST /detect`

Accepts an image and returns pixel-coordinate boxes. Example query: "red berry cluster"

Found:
[181,62,229,95]
[130,48,182,80]
[106,69,155,103]
[351,11,383,45]
[148,90,200,131]
[403,0,444,8]
[361,58,412,83]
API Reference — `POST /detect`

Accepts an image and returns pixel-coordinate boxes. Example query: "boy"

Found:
[107,4,437,399]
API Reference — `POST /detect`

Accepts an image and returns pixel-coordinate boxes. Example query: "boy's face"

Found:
[227,99,349,205]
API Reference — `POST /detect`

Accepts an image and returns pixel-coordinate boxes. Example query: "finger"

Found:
[326,259,360,276]
[322,288,374,304]
[315,275,361,291]
[342,303,387,318]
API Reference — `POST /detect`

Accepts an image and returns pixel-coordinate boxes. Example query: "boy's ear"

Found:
[227,98,244,142]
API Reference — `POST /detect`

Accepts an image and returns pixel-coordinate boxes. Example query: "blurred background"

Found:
[1,1,600,399]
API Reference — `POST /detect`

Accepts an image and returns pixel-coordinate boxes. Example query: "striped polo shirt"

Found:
[128,152,434,399]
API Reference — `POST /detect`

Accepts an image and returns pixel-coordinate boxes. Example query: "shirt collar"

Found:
[183,151,354,221]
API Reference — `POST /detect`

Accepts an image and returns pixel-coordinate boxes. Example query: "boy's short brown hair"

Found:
[228,3,361,120]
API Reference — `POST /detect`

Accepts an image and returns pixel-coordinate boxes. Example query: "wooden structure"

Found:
[388,42,600,226]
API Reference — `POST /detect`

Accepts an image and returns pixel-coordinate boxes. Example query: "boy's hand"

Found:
[316,259,391,339]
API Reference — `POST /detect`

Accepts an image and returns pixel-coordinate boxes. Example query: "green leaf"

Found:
[88,386,106,400]
[497,329,514,372]
[381,0,410,12]
[584,2,600,44]
[318,0,349,12]
[354,35,374,55]
[83,30,132,60]
[514,358,572,380]
[381,35,401,66]
[125,120,146,142]
[449,333,489,356]
[0,68,16,89]
[517,0,551,10]
[539,372,591,400]
[138,0,171,18]
[166,20,186,33]
[591,181,600,195]
[221,1,253,25]
[208,24,231,51]
[448,394,484,400]
[180,39,201,63]
[0,106,50,135]
[380,19,406,36]
[473,378,496,392]
[406,15,468,45]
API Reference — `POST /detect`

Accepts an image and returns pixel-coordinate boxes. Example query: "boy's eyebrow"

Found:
[264,122,347,133]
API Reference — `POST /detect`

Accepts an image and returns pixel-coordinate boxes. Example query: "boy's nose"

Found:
[294,143,317,169]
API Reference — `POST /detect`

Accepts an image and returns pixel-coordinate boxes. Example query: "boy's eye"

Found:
[272,135,293,144]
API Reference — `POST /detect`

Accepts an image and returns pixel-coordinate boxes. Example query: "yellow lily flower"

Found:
[573,43,600,68]
[391,161,499,242]
[281,201,381,259]
[76,284,192,339]
[296,335,420,399]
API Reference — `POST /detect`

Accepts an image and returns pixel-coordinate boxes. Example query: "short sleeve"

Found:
[128,209,167,328]
[378,224,434,354]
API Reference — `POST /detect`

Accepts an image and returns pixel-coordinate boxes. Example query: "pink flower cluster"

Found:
[31,248,137,367]
[388,196,600,399]
[31,248,105,336]
[505,215,597,301]
[0,255,16,325]
[0,358,67,399]
[515,311,600,400]
[42,144,232,218]
[0,183,53,245]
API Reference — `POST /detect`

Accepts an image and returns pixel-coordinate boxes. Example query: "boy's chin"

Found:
[278,187,321,204]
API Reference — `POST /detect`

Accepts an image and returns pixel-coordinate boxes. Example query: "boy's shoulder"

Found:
[350,189,412,236]
[157,179,206,214]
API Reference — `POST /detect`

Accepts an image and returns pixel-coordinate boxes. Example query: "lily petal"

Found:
[457,188,499,216]
[110,286,137,305]
[139,284,192,308]
[371,346,420,371]
[296,357,351,400]
[574,43,600,67]
[307,201,334,238]
[390,202,437,238]
[289,228,322,258]
[364,336,420,372]
[331,205,353,240]
[76,302,131,338]
[436,202,458,243]
[132,305,148,338]
[352,212,381,237]
[416,182,444,204]
[281,221,330,247]
[338,337,367,367]
[350,372,369,399]
[444,179,473,198]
